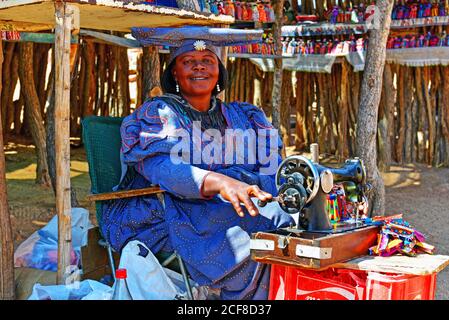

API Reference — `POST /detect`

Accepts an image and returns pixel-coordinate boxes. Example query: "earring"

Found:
[176,82,180,93]
[216,83,221,92]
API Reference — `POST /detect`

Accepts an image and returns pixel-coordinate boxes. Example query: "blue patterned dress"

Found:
[101,96,294,300]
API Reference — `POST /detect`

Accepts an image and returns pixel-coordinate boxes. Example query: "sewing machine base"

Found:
[301,220,371,234]
[250,225,380,270]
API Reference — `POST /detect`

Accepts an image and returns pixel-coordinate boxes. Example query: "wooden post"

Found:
[441,67,449,166]
[19,42,52,187]
[54,1,76,285]
[0,38,15,300]
[338,61,349,160]
[1,43,15,138]
[295,72,306,151]
[141,46,161,103]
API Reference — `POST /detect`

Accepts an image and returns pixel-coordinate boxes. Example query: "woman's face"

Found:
[172,50,220,97]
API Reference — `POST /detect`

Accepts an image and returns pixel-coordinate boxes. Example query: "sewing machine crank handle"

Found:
[257,196,283,207]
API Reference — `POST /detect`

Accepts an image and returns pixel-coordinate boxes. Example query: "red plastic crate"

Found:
[365,271,436,300]
[268,264,436,300]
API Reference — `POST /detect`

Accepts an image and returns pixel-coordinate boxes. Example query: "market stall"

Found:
[217,0,449,168]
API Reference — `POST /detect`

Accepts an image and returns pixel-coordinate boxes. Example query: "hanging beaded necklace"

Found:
[162,93,228,135]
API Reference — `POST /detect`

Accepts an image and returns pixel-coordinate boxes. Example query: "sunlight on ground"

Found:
[6,160,89,180]
[382,165,421,188]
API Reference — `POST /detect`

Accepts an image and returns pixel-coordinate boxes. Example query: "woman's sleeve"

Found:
[135,155,212,200]
[237,102,284,167]
[120,99,212,199]
[232,102,284,195]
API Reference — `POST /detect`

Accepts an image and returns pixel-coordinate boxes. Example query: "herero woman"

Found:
[101,27,294,299]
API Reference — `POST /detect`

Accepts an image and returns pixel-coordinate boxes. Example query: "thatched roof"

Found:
[0,0,234,32]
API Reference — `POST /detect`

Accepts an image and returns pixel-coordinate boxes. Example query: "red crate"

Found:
[268,264,436,300]
[365,271,436,300]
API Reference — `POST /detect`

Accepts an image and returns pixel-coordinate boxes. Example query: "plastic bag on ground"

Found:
[117,240,209,300]
[28,279,113,300]
[14,208,94,272]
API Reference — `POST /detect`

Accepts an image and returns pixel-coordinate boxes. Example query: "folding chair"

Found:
[81,115,194,299]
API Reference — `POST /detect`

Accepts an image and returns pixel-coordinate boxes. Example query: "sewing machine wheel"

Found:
[275,155,320,208]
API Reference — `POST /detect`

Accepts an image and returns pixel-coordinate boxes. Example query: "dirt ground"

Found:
[4,141,449,300]
[383,163,449,300]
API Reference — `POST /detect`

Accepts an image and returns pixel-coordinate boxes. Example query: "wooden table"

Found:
[332,254,449,275]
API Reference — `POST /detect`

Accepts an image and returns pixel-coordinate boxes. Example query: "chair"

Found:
[81,115,194,299]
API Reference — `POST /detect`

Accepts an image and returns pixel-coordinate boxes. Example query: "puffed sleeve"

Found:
[120,98,212,199]
[231,102,284,194]
[235,102,283,165]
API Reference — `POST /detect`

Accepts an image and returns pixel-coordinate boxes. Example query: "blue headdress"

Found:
[131,26,263,94]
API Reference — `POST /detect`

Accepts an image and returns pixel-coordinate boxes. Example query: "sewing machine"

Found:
[258,154,372,234]
[251,150,379,269]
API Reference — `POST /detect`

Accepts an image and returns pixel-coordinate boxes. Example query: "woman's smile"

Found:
[172,50,220,105]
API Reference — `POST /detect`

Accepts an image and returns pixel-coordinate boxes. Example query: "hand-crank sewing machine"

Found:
[259,154,372,233]
[250,146,380,269]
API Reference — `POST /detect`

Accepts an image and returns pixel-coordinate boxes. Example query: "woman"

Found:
[101,27,294,300]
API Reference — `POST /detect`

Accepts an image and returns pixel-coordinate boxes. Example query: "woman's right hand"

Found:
[201,172,273,217]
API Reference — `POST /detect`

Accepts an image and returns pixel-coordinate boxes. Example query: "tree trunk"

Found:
[271,0,285,141]
[141,46,161,104]
[18,43,52,187]
[6,51,19,136]
[117,47,130,117]
[96,44,106,115]
[378,63,394,171]
[396,66,405,163]
[33,44,50,114]
[46,55,57,195]
[355,0,394,217]
[295,72,306,151]
[404,67,414,163]
[82,41,96,118]
[338,61,350,160]
[1,43,15,138]
[441,67,449,166]
[0,38,15,301]
[281,70,292,148]
[423,67,435,165]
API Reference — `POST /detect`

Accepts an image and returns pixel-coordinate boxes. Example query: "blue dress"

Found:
[101,96,294,300]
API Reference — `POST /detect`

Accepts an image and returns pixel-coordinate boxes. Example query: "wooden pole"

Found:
[338,61,349,160]
[0,38,15,300]
[441,67,449,166]
[280,70,292,148]
[396,66,405,163]
[19,42,52,187]
[1,43,15,138]
[295,72,306,151]
[141,46,160,103]
[55,1,76,285]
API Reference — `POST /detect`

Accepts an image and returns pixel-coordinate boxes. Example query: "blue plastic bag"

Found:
[28,280,113,300]
[14,208,93,272]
